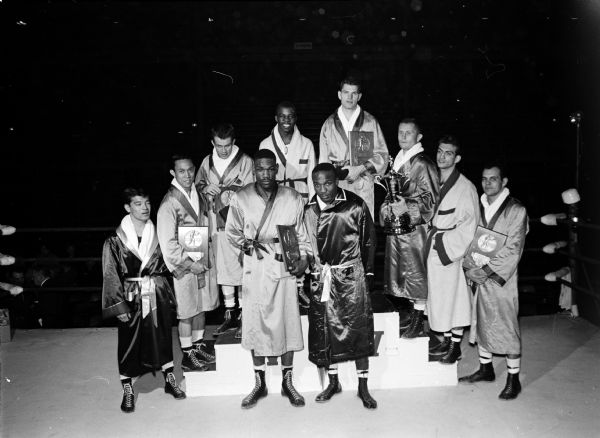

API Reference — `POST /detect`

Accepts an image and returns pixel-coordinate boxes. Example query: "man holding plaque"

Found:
[196,123,254,339]
[225,149,310,409]
[460,164,528,400]
[381,118,439,339]
[304,163,378,409]
[157,154,219,372]
[426,136,479,364]
[319,76,389,218]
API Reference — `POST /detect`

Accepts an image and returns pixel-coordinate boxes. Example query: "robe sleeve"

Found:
[156,198,194,279]
[481,204,529,286]
[194,157,210,192]
[306,139,317,200]
[434,183,480,266]
[406,158,440,226]
[359,201,377,274]
[101,237,130,318]
[239,156,255,185]
[294,194,312,258]
[225,193,246,250]
[318,120,332,164]
[364,119,389,175]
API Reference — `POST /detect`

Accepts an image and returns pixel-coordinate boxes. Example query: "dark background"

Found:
[1,0,599,325]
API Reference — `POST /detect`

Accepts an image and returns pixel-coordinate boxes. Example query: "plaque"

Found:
[350,131,374,166]
[466,225,508,267]
[178,226,209,265]
[276,225,301,272]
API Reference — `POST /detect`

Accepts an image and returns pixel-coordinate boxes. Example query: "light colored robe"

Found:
[225,184,310,356]
[427,170,479,333]
[319,108,389,217]
[157,185,218,319]
[195,149,254,286]
[259,125,316,202]
[466,197,528,354]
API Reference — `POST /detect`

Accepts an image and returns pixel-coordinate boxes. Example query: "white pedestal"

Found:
[185,312,457,397]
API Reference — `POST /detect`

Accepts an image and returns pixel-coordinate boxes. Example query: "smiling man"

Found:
[318,76,389,218]
[196,123,254,339]
[102,187,186,413]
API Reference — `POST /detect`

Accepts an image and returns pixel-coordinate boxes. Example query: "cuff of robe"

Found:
[434,233,453,266]
[102,301,130,319]
[482,264,506,286]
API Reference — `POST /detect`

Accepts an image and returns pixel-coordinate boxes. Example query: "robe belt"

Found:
[424,224,457,261]
[319,257,361,303]
[242,237,280,260]
[331,160,350,168]
[125,276,158,327]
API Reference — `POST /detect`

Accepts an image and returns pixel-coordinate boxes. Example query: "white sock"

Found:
[478,346,493,364]
[192,330,204,344]
[356,369,369,379]
[506,357,521,374]
[327,364,338,375]
[451,327,464,343]
[413,302,426,311]
[254,364,266,372]
[180,336,192,349]
[161,361,174,372]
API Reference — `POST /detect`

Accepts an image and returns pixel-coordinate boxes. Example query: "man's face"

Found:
[437,143,461,170]
[254,158,278,191]
[212,136,234,159]
[482,167,507,199]
[313,170,338,204]
[275,107,297,135]
[398,123,422,151]
[170,159,196,190]
[124,195,151,223]
[337,84,362,111]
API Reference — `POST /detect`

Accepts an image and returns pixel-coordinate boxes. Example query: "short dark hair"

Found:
[211,123,235,141]
[122,187,149,205]
[312,162,338,178]
[399,118,421,135]
[339,76,362,93]
[275,101,297,115]
[253,149,277,162]
[170,153,194,170]
[438,134,461,156]
[482,162,508,180]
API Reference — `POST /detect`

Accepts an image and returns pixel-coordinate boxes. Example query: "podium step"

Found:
[184,312,457,397]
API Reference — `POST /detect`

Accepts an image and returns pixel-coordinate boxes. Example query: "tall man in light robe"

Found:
[460,164,528,400]
[426,136,479,364]
[157,154,219,373]
[225,149,310,409]
[319,76,389,218]
[196,123,254,338]
[381,118,439,338]
[102,188,185,413]
[304,163,378,409]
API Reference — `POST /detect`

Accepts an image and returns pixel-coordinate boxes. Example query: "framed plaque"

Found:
[467,225,508,267]
[178,226,209,264]
[350,131,374,166]
[277,225,301,272]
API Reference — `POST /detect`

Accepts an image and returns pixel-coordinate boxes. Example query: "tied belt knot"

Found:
[242,237,280,260]
[125,276,158,327]
[319,258,360,302]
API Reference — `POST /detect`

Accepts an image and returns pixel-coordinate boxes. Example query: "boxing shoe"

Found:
[241,370,268,409]
[458,362,496,383]
[315,374,342,403]
[281,369,305,407]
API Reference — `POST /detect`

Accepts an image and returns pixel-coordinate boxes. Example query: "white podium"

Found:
[185,312,457,397]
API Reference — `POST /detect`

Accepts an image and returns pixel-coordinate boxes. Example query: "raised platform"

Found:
[184,312,457,396]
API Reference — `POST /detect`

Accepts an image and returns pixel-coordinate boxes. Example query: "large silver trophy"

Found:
[376,157,416,235]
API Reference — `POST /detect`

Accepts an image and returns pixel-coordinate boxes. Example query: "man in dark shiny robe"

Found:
[304,163,378,409]
[102,188,185,413]
[381,119,439,338]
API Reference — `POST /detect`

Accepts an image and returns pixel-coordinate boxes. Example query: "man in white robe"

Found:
[196,123,254,338]
[319,76,389,218]
[157,154,219,373]
[460,164,528,400]
[225,149,310,409]
[426,136,479,364]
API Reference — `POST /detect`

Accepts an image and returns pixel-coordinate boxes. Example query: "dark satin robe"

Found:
[102,234,175,377]
[304,189,376,366]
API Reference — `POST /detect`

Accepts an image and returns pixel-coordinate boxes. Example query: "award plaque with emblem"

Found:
[349,131,374,166]
[178,226,209,264]
[466,225,508,267]
[276,225,301,273]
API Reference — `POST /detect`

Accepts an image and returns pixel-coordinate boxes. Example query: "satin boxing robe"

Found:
[319,109,389,218]
[102,231,175,377]
[259,125,316,202]
[304,189,376,366]
[466,197,529,355]
[383,152,439,301]
[427,169,479,333]
[157,186,219,319]
[195,149,254,286]
[225,184,311,356]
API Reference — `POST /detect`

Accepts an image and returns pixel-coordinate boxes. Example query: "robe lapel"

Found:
[333,112,350,147]
[168,186,200,225]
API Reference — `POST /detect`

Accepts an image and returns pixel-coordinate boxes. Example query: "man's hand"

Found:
[465,268,488,284]
[289,256,309,277]
[190,261,207,275]
[203,184,221,196]
[117,312,131,323]
[343,165,366,183]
